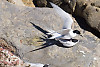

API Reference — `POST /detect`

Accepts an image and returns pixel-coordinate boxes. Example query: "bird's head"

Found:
[43,64,49,67]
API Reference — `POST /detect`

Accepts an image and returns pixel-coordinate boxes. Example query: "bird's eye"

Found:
[73,30,80,34]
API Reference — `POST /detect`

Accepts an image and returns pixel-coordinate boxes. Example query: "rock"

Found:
[93,44,100,67]
[61,0,76,13]
[75,0,100,33]
[49,0,62,5]
[33,0,47,7]
[6,0,15,4]
[0,1,100,67]
[0,38,16,53]
[0,47,23,67]
[22,0,35,7]
[0,47,48,67]
[83,5,100,32]
[7,0,35,7]
[7,0,25,6]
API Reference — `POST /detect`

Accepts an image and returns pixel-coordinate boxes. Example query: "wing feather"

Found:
[50,2,73,29]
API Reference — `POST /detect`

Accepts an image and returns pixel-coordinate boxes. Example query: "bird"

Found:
[24,62,49,67]
[46,29,79,47]
[47,2,83,40]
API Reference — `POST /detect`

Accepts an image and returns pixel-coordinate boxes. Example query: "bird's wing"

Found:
[60,29,70,35]
[50,2,73,29]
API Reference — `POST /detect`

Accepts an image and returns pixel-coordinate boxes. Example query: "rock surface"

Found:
[0,1,100,67]
[7,0,25,6]
[0,46,48,67]
[22,0,35,7]
[75,0,100,33]
[7,0,35,7]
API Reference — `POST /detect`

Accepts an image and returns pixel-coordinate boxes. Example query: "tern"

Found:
[24,62,49,67]
[47,2,82,40]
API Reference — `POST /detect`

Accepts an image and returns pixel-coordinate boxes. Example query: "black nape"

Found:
[73,30,80,34]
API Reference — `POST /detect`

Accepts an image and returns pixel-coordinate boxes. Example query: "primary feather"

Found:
[50,2,73,29]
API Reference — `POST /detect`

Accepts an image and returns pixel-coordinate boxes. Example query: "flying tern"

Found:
[46,2,83,47]
[47,2,83,40]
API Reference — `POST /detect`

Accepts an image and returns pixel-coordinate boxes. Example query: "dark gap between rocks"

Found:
[73,15,100,38]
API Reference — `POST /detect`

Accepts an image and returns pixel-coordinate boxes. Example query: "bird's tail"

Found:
[46,29,62,39]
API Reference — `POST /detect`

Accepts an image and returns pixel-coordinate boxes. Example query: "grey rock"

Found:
[75,0,100,33]
[6,0,25,6]
[0,1,100,67]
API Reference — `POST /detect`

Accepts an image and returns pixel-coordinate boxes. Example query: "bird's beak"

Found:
[80,34,83,37]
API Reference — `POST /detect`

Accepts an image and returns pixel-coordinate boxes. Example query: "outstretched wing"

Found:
[50,2,73,29]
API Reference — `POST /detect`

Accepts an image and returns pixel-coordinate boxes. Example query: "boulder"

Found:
[22,0,35,7]
[7,0,25,6]
[7,0,35,7]
[0,1,100,67]
[75,0,100,33]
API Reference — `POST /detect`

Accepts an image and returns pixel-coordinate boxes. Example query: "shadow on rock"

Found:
[28,22,70,52]
[29,37,70,52]
[30,22,48,35]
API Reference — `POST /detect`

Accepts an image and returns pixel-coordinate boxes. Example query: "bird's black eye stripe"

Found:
[73,30,80,34]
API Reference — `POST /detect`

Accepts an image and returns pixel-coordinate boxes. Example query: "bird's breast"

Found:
[69,31,76,38]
